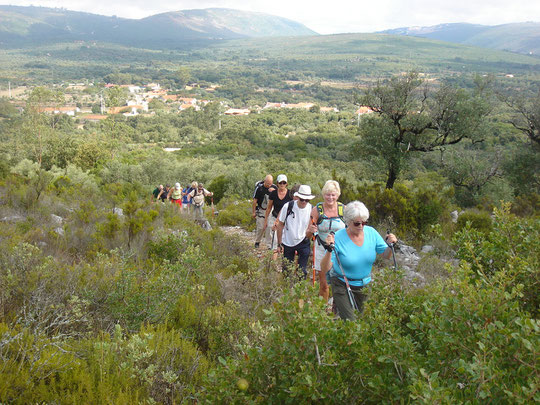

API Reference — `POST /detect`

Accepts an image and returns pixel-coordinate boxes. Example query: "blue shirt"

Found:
[182,187,192,204]
[331,226,388,287]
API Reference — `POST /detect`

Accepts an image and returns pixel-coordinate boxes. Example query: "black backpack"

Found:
[283,201,296,230]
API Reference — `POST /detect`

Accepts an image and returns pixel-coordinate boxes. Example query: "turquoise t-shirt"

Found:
[331,226,388,287]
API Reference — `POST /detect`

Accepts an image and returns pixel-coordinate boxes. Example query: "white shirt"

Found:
[278,201,312,246]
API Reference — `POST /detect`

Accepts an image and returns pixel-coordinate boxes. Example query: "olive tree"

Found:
[506,88,540,146]
[358,72,491,189]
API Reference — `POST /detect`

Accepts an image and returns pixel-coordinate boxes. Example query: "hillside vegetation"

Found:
[0,24,539,402]
[381,22,540,55]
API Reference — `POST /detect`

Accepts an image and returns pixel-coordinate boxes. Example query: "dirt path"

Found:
[220,226,277,260]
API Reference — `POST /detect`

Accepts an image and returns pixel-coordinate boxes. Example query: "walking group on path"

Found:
[252,174,398,320]
[152,181,214,219]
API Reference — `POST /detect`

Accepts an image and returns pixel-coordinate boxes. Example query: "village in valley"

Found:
[2,79,373,128]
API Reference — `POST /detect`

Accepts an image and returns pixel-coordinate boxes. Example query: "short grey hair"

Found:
[321,180,341,197]
[343,201,369,224]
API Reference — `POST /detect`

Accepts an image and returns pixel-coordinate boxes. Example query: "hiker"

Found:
[264,174,292,250]
[167,182,183,210]
[189,182,213,218]
[276,184,315,279]
[306,180,345,301]
[152,184,167,203]
[320,201,397,320]
[252,175,276,248]
[182,182,196,213]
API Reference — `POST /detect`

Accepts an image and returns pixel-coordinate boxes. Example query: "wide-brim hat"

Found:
[294,184,315,200]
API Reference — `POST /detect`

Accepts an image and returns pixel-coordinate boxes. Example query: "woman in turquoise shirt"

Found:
[321,201,397,320]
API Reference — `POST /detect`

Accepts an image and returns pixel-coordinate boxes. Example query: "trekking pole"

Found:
[386,230,398,271]
[330,233,358,312]
[311,218,317,287]
[211,196,215,217]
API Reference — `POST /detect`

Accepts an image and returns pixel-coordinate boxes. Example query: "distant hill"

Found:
[0,5,318,48]
[380,22,540,55]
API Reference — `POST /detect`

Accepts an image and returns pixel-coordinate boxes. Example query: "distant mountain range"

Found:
[380,22,540,55]
[0,5,318,48]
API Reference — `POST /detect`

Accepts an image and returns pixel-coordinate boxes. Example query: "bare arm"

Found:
[306,206,318,240]
[381,233,397,260]
[264,200,274,228]
[276,220,285,252]
[252,198,258,218]
[320,232,335,274]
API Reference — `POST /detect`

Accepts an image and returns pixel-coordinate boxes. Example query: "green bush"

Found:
[353,183,446,235]
[216,198,254,230]
[511,193,540,217]
[201,264,539,403]
[147,233,190,263]
[207,174,229,204]
[0,323,209,404]
[456,209,493,234]
[454,203,540,316]
[169,293,252,360]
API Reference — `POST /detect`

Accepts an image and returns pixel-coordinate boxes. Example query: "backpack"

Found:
[253,180,264,197]
[283,201,296,230]
[192,189,205,207]
[316,202,344,225]
[253,180,271,210]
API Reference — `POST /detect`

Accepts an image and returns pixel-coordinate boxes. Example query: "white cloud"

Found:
[5,0,540,33]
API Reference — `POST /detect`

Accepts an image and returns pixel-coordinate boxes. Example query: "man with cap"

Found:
[252,174,276,248]
[264,174,292,251]
[276,184,315,279]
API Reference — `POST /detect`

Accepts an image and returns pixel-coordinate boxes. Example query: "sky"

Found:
[4,0,540,34]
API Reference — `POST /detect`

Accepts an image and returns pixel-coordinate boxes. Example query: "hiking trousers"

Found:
[255,209,271,246]
[193,204,204,218]
[330,277,369,321]
[282,238,310,280]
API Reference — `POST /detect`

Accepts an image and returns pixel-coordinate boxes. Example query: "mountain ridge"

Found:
[379,22,540,55]
[0,5,318,48]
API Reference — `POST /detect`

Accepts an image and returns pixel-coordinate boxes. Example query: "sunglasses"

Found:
[352,221,367,227]
[278,181,287,185]
[298,198,310,203]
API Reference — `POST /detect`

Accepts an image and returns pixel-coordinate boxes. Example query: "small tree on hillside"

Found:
[358,72,492,188]
[505,88,540,146]
[23,87,64,167]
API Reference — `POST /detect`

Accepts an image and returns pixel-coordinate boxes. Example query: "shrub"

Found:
[169,293,252,360]
[0,323,209,404]
[216,198,253,230]
[201,263,539,403]
[353,183,446,235]
[207,174,229,204]
[456,209,493,234]
[511,193,540,217]
[453,203,540,316]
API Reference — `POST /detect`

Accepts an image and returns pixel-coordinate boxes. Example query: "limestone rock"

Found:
[51,214,63,225]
